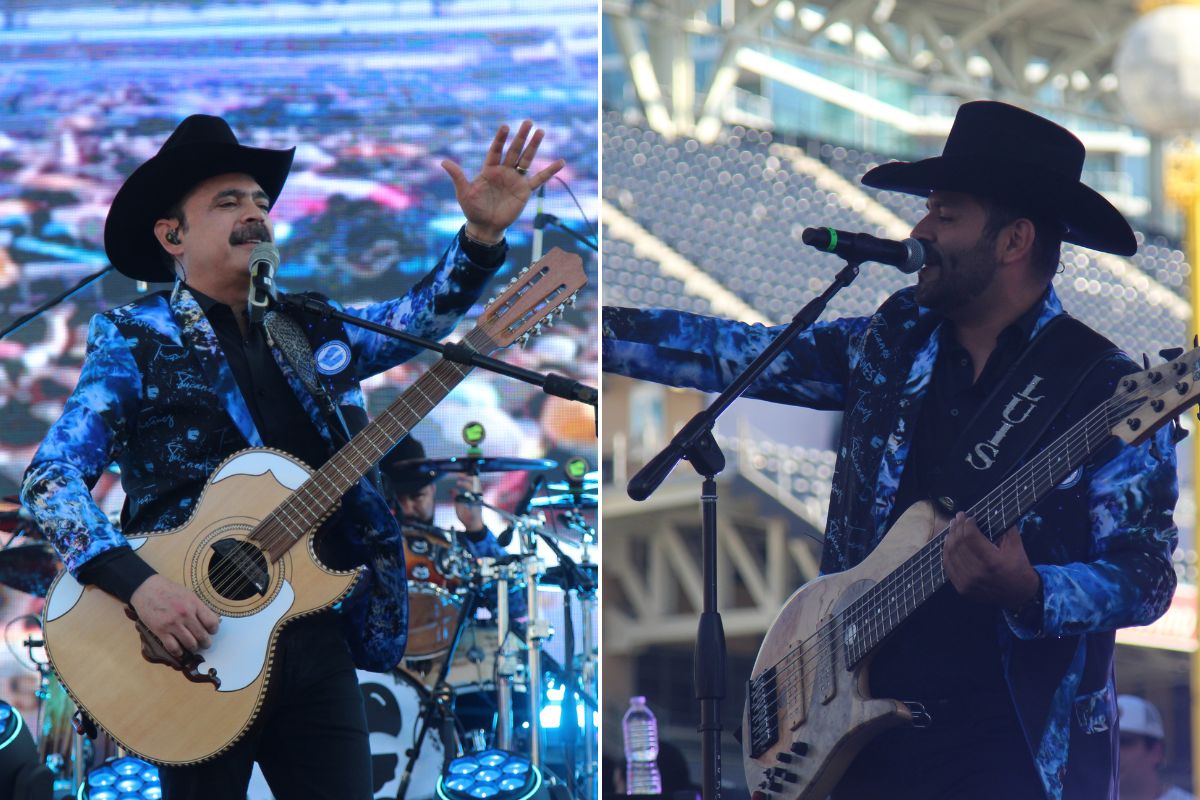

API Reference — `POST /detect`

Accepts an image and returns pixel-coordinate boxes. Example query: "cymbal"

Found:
[544,479,597,493]
[529,492,597,510]
[0,543,61,597]
[387,456,558,481]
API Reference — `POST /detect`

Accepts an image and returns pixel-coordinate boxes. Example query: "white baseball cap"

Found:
[1118,695,1165,740]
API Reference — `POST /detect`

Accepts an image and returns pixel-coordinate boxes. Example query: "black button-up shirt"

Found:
[189,287,333,471]
[872,296,1044,708]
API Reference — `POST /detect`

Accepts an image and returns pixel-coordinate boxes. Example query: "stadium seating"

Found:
[603,111,1188,361]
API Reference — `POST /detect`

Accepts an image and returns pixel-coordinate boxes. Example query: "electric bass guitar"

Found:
[41,248,586,765]
[742,346,1198,800]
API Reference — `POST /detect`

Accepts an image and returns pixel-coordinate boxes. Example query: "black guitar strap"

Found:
[927,314,1119,516]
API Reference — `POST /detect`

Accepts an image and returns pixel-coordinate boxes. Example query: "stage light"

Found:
[79,755,159,800]
[437,750,542,800]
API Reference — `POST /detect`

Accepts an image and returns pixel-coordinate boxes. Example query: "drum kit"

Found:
[0,450,599,800]
[378,451,599,800]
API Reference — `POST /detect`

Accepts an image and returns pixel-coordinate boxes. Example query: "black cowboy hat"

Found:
[104,115,295,282]
[380,435,437,496]
[861,100,1137,257]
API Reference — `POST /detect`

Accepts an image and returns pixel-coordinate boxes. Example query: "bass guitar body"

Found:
[742,501,946,800]
[42,448,361,765]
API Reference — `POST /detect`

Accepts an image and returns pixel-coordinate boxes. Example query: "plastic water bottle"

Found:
[623,695,662,795]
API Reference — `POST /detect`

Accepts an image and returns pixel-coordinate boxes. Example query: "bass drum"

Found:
[404,528,470,660]
[247,670,447,800]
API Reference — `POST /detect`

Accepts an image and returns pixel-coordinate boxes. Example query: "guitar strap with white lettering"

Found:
[927,314,1119,516]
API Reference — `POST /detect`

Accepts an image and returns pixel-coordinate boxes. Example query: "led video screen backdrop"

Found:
[0,0,598,749]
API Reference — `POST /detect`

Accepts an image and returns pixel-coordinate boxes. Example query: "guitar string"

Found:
[204,338,481,599]
[752,392,1130,722]
[747,387,1150,729]
[204,356,469,599]
[752,387,1148,730]
[205,326,488,598]
[203,271,580,597]
[208,349,477,598]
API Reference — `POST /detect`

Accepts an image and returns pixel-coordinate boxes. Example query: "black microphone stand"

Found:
[278,294,597,407]
[627,260,863,800]
[0,264,114,340]
[533,213,597,252]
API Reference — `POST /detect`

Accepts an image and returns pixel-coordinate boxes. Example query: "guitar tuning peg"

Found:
[533,323,543,335]
[486,297,495,305]
[544,317,554,328]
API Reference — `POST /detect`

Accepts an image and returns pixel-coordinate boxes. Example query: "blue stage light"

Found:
[88,768,118,787]
[83,755,160,799]
[0,702,21,752]
[437,751,543,800]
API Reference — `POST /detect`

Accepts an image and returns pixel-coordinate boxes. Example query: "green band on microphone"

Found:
[825,227,837,251]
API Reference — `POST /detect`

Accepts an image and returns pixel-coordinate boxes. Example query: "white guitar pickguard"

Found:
[197,581,295,693]
[46,538,148,622]
[212,450,309,490]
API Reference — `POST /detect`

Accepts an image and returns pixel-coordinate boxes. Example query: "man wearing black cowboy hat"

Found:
[22,114,563,798]
[603,101,1178,799]
[378,434,528,619]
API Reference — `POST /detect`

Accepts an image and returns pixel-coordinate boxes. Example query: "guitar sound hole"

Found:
[207,539,270,601]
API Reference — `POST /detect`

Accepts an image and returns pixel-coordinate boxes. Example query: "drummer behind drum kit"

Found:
[0,450,599,800]
[370,448,599,800]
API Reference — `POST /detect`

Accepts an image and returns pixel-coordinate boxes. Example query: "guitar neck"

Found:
[842,385,1135,666]
[251,327,492,559]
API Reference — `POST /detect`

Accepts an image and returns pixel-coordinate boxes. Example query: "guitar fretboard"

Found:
[749,382,1149,745]
[250,326,492,560]
[840,387,1142,665]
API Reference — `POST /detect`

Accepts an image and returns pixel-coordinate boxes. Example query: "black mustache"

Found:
[230,223,272,245]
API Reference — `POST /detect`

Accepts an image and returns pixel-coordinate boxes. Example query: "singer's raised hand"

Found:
[441,120,565,245]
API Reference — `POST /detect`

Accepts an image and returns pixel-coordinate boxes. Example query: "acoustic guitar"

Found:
[742,346,1197,799]
[41,248,586,765]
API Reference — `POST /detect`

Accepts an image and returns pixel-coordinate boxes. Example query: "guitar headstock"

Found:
[1111,346,1200,446]
[474,247,586,350]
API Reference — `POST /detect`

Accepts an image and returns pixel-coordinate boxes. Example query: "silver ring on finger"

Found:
[515,165,529,175]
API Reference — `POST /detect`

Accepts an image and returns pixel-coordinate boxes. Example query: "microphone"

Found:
[498,474,545,547]
[247,242,280,325]
[531,184,546,264]
[801,227,928,273]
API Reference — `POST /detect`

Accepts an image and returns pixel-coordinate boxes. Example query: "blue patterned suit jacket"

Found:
[23,232,500,671]
[603,286,1179,800]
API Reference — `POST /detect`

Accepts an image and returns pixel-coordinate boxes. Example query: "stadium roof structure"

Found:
[605,0,1148,141]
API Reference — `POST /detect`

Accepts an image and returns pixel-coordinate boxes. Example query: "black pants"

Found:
[832,697,1046,800]
[159,613,373,800]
